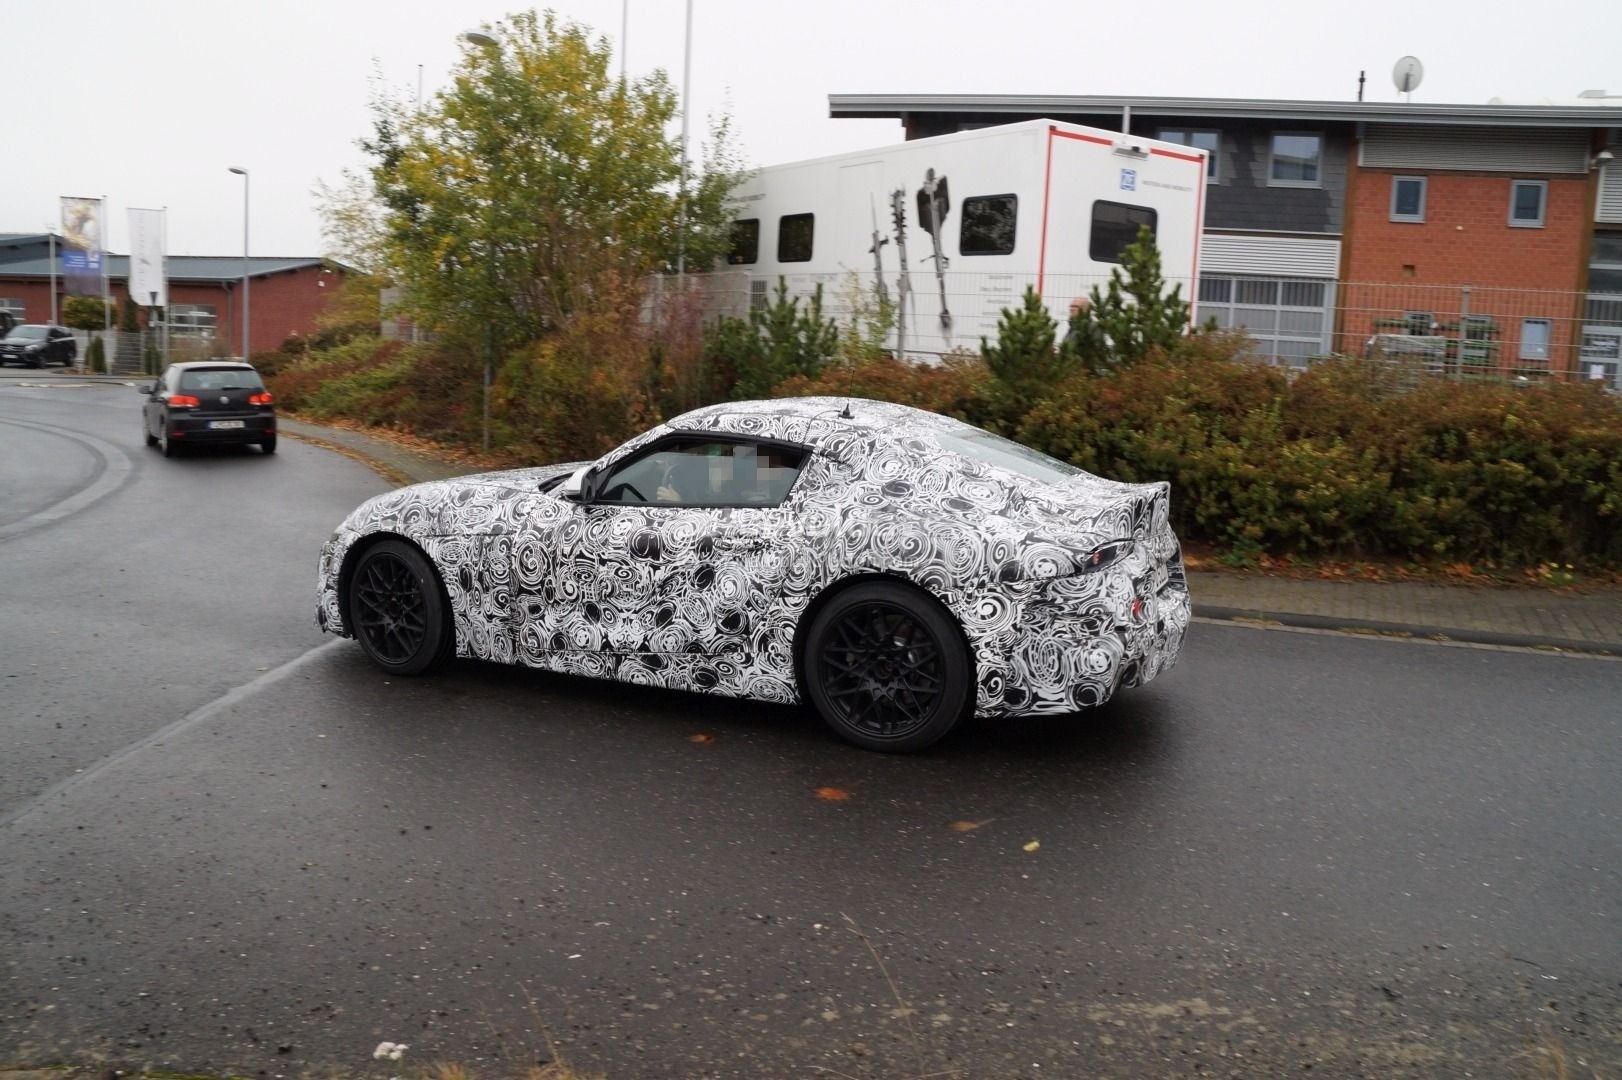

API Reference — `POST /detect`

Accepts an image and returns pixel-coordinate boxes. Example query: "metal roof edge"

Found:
[828,93,1622,127]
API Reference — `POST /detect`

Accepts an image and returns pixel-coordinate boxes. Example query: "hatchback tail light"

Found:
[249,391,274,406]
[167,394,200,408]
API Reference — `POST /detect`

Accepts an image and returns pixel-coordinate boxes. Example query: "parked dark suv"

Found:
[0,324,78,368]
[140,361,277,456]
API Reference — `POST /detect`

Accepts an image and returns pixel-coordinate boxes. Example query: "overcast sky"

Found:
[6,0,1619,258]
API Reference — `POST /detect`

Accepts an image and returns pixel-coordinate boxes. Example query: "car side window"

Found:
[594,438,807,508]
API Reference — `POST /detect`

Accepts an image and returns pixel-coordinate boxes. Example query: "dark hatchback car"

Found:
[0,324,78,367]
[140,362,276,456]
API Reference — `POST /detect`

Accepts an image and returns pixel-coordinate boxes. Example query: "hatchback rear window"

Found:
[933,427,1082,486]
[180,369,264,391]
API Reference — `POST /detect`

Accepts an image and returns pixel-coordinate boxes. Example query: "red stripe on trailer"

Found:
[1151,147,1205,164]
[1038,126,1057,293]
[1188,154,1206,328]
[1051,129,1115,147]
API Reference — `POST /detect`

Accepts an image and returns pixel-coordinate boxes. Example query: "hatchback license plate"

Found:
[209,420,246,429]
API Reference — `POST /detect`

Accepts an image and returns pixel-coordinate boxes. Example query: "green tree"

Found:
[62,295,113,333]
[62,295,114,370]
[1061,225,1195,373]
[118,294,142,334]
[981,287,1071,416]
[707,279,839,400]
[329,8,745,357]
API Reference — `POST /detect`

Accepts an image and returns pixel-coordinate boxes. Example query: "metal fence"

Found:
[670,268,1622,390]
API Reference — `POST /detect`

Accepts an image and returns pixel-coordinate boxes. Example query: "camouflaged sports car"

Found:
[317,398,1189,752]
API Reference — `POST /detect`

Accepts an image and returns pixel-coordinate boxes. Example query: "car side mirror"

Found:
[558,464,592,501]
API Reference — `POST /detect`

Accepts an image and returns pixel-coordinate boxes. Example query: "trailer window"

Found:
[1089,201,1157,264]
[777,213,814,263]
[728,219,759,265]
[960,195,1017,256]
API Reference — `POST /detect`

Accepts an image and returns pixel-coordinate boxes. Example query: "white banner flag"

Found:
[128,207,167,308]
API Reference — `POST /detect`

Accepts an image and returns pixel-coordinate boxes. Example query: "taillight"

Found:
[168,394,200,408]
[249,391,274,406]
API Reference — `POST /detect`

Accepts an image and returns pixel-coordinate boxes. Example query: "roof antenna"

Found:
[839,401,853,419]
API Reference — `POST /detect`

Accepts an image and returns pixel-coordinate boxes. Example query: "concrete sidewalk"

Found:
[279,416,1622,660]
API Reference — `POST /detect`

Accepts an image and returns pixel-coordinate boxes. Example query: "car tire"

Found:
[802,580,973,753]
[144,421,157,447]
[348,539,455,676]
[260,436,277,455]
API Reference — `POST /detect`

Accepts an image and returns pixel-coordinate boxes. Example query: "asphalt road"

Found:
[2,380,1619,1079]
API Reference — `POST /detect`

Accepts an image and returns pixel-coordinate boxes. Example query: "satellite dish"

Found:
[1393,56,1425,97]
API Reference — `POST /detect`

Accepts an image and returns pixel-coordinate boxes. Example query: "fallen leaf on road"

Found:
[950,820,991,832]
[689,733,715,744]
[1023,840,1041,852]
[814,786,851,802]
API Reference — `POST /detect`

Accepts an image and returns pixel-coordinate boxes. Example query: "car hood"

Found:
[335,461,588,538]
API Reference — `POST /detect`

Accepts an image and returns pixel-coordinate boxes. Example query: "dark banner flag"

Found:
[60,196,104,296]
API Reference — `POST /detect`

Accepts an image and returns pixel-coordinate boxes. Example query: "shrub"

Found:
[1019,348,1622,567]
[980,287,1073,427]
[1062,224,1195,373]
[704,278,839,400]
[774,351,993,424]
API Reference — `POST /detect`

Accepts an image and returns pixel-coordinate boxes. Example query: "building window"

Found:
[1587,232,1622,325]
[1509,180,1547,228]
[777,213,814,263]
[1089,201,1156,264]
[727,219,759,265]
[1157,129,1220,180]
[959,194,1017,256]
[169,303,218,337]
[1519,319,1552,362]
[1194,274,1333,367]
[1390,176,1427,222]
[1269,132,1322,187]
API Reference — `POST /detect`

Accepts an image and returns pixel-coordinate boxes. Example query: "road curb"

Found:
[1194,603,1622,658]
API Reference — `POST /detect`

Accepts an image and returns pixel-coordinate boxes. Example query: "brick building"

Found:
[827,93,1622,384]
[0,233,345,358]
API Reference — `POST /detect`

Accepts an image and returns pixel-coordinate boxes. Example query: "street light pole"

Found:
[460,30,499,452]
[676,0,692,277]
[46,226,58,325]
[228,167,250,359]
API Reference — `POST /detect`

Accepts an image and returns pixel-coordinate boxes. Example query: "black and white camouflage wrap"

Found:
[317,398,1190,717]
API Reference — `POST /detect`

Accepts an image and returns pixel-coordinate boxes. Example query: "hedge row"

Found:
[789,344,1622,569]
[269,334,1622,568]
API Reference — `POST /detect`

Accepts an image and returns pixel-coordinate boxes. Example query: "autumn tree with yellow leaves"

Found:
[323,8,744,357]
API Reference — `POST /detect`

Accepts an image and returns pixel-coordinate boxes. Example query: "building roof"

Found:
[828,93,1622,129]
[0,253,332,282]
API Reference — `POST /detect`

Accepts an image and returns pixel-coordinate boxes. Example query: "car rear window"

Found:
[179,369,264,391]
[932,427,1082,486]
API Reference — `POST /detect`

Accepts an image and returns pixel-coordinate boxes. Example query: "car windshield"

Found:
[5,326,48,341]
[932,427,1083,486]
[179,369,263,391]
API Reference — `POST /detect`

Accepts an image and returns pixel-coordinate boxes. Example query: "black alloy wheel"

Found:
[348,539,454,675]
[803,581,972,753]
